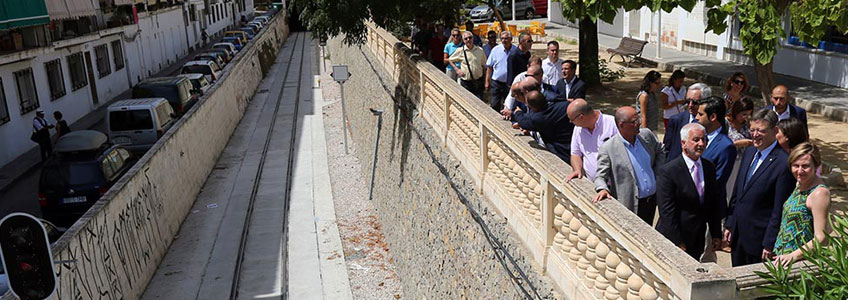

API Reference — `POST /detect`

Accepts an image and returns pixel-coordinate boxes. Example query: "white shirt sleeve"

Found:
[33,118,44,131]
[503,73,525,110]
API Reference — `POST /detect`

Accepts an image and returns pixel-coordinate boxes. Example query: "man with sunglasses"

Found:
[443,28,465,81]
[663,83,711,160]
[763,85,807,132]
[482,30,497,58]
[486,30,520,111]
[449,31,487,98]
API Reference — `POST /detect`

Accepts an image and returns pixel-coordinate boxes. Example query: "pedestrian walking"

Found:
[31,110,54,161]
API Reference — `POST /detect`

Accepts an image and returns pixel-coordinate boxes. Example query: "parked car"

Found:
[253,16,270,25]
[468,0,544,22]
[133,76,197,114]
[213,42,238,56]
[238,27,257,39]
[177,73,212,96]
[224,31,248,44]
[180,60,223,83]
[107,98,176,153]
[203,49,232,63]
[221,37,244,51]
[247,21,263,32]
[38,131,136,227]
[193,53,225,66]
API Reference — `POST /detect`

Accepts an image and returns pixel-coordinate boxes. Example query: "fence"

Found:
[363,23,787,299]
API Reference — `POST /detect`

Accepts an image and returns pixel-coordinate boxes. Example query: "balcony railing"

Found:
[363,23,795,299]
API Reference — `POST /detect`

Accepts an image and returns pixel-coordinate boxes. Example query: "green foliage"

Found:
[598,59,625,82]
[789,0,848,47]
[755,213,848,299]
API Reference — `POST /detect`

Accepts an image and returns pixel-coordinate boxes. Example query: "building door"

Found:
[84,51,99,106]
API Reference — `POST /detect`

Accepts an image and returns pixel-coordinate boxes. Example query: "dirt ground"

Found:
[532,41,848,212]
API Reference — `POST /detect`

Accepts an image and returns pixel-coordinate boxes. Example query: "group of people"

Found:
[31,109,71,162]
[420,25,832,267]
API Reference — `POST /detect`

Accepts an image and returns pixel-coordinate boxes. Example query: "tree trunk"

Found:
[490,4,507,32]
[753,61,775,106]
[578,16,601,87]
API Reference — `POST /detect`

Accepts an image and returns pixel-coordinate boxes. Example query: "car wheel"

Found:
[524,9,534,20]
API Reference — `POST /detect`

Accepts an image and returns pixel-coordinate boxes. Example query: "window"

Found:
[189,4,197,21]
[45,59,66,100]
[14,68,39,114]
[111,40,124,70]
[0,79,9,125]
[67,52,87,91]
[95,44,111,78]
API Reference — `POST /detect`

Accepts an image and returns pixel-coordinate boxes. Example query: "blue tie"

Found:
[746,152,761,185]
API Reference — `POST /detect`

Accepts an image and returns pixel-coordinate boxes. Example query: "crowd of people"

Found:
[413,22,833,267]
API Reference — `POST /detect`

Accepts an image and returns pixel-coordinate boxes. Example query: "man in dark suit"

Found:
[663,83,710,160]
[656,123,722,260]
[763,85,808,131]
[724,109,795,266]
[545,60,586,102]
[513,88,573,162]
[695,97,737,213]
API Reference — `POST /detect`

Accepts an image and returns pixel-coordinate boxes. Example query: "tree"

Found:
[556,0,697,86]
[704,0,848,102]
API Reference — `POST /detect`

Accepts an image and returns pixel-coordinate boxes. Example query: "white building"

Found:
[0,0,253,167]
[547,1,848,89]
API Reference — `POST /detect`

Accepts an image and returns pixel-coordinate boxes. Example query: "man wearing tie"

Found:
[663,83,710,160]
[656,123,722,260]
[724,109,795,266]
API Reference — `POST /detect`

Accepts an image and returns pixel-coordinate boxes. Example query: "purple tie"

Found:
[692,162,704,203]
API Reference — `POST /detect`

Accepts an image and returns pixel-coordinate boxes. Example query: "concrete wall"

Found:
[325,33,558,300]
[0,12,289,300]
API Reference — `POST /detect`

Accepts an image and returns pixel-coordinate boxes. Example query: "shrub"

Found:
[598,59,625,82]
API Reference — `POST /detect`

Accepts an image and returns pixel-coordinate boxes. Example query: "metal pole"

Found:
[656,11,662,59]
[340,84,348,154]
[368,108,384,201]
[511,0,516,21]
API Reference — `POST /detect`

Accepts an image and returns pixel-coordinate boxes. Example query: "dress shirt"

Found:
[661,85,687,119]
[706,127,721,149]
[682,153,705,199]
[541,57,563,86]
[486,44,518,82]
[570,113,619,180]
[503,72,527,110]
[448,45,486,81]
[751,141,778,175]
[482,43,495,58]
[563,76,577,99]
[443,41,464,71]
[621,134,656,198]
[33,117,48,131]
[774,107,791,121]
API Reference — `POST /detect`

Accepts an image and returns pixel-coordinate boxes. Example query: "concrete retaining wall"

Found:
[326,37,557,299]
[0,12,289,300]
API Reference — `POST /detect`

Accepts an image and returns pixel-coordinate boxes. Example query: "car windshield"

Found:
[110,110,153,131]
[213,45,228,51]
[41,162,103,189]
[182,65,211,75]
[134,85,183,103]
[67,163,103,186]
[223,38,241,45]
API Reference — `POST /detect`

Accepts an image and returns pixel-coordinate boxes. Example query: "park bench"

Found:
[606,37,649,67]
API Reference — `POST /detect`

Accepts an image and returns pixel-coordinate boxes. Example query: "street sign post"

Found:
[0,213,57,300]
[331,65,351,154]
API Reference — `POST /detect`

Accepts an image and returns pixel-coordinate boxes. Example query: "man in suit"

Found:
[763,85,808,131]
[546,60,586,102]
[724,109,795,266]
[656,123,723,260]
[594,106,666,224]
[513,89,573,162]
[663,83,711,160]
[695,97,737,213]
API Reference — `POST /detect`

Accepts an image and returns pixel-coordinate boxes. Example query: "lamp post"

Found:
[331,65,351,154]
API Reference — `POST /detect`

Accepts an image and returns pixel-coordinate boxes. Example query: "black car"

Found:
[38,131,136,227]
[203,49,232,63]
[133,76,197,115]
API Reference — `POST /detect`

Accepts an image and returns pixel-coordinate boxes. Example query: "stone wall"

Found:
[326,37,558,299]
[0,13,289,300]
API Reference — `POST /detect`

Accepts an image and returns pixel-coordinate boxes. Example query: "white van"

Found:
[106,98,176,153]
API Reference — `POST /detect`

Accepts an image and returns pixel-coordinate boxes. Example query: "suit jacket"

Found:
[513,101,574,162]
[655,156,722,259]
[702,132,737,215]
[725,144,795,256]
[547,76,587,101]
[662,110,693,160]
[763,104,808,130]
[594,129,665,213]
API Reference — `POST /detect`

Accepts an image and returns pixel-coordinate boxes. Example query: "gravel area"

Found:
[320,62,404,300]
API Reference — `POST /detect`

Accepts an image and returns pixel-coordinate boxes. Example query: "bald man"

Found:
[502,58,544,120]
[512,90,574,162]
[566,99,618,181]
[593,106,666,224]
[764,85,807,130]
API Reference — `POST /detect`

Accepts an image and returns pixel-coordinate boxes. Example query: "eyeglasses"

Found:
[732,79,745,85]
[568,112,584,122]
[451,34,461,37]
[463,37,473,40]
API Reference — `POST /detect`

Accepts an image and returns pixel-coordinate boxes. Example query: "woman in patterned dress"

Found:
[773,142,831,266]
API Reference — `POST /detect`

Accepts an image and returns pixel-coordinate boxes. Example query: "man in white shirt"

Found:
[541,41,563,87]
[32,109,55,161]
[500,57,543,119]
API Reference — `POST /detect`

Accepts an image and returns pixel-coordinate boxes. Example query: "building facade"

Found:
[0,0,253,167]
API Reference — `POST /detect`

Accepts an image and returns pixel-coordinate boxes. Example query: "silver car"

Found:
[468,0,536,22]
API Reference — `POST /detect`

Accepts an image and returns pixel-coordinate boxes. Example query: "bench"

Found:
[606,37,649,67]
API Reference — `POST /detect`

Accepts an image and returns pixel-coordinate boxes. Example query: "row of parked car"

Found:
[37,13,275,227]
